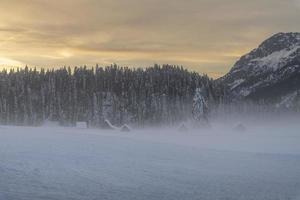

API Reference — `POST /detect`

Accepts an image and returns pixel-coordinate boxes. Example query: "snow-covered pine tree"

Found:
[192,88,209,128]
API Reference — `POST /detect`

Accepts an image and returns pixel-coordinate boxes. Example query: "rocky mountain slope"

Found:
[221,32,300,106]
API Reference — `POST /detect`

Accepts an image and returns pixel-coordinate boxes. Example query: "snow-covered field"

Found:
[1,121,300,200]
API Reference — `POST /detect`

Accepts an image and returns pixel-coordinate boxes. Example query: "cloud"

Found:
[293,0,300,6]
[0,57,23,66]
[0,27,26,33]
[0,0,299,77]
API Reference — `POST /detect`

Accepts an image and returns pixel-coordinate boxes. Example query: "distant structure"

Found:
[178,123,189,132]
[76,121,87,129]
[102,119,117,130]
[233,123,246,132]
[43,120,59,127]
[120,124,131,132]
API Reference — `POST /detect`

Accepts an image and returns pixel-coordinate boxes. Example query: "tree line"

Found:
[0,64,222,127]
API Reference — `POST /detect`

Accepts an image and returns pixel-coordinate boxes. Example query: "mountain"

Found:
[220,32,300,106]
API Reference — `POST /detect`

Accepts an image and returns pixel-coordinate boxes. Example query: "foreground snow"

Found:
[1,122,300,200]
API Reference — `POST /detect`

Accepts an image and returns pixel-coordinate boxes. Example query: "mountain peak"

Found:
[230,32,300,74]
[257,32,300,55]
[221,32,300,102]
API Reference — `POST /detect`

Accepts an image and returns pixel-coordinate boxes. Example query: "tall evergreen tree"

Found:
[192,88,209,127]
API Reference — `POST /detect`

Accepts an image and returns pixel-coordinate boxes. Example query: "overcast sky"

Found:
[0,0,299,78]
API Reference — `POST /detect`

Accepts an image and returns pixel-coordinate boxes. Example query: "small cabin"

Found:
[43,120,59,127]
[120,124,131,132]
[233,123,246,132]
[178,123,189,132]
[76,121,87,129]
[102,119,117,130]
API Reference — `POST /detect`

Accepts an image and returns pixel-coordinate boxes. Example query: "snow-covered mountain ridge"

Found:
[221,32,300,104]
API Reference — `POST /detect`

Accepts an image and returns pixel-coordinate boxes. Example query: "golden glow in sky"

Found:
[0,0,299,78]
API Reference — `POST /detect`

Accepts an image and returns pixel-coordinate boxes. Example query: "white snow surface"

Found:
[1,121,300,200]
[228,78,245,90]
[276,91,299,108]
[252,45,299,71]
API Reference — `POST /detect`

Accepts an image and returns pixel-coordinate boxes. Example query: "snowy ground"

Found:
[1,121,300,200]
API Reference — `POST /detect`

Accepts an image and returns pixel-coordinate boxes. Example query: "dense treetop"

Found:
[0,64,221,127]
